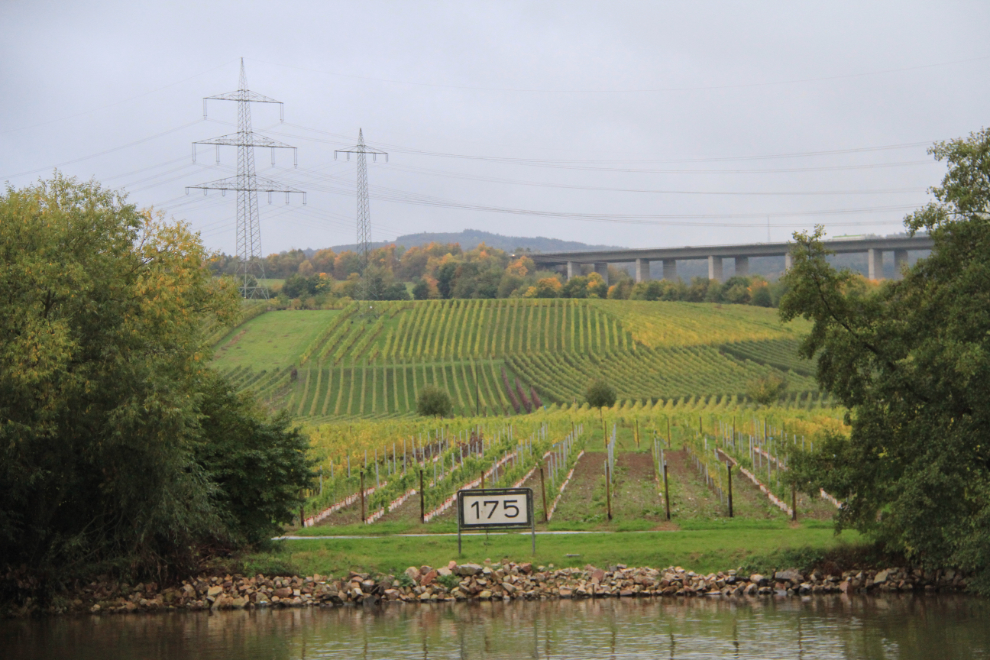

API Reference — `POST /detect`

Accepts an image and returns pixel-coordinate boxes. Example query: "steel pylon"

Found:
[336,129,388,264]
[187,58,306,298]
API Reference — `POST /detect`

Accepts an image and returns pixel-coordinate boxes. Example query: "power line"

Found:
[252,52,990,94]
[0,119,204,181]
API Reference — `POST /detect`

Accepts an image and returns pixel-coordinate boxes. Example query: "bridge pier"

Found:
[735,256,749,276]
[566,261,579,280]
[635,258,651,283]
[662,259,677,281]
[893,249,908,280]
[594,262,609,284]
[784,252,793,273]
[708,256,723,282]
[868,249,883,280]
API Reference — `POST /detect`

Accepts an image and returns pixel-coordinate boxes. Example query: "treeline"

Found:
[218,242,789,308]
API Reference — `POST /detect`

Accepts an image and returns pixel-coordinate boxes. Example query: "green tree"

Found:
[780,128,990,593]
[585,379,617,408]
[417,385,453,418]
[194,374,313,545]
[746,372,788,406]
[0,175,311,598]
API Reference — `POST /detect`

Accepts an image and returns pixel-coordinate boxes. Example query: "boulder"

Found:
[774,569,803,584]
[874,569,890,584]
[207,586,223,597]
[456,563,483,576]
[749,574,767,586]
[404,567,421,582]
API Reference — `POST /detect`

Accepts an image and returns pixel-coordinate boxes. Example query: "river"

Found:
[3,595,987,659]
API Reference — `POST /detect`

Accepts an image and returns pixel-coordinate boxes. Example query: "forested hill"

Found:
[313,229,621,255]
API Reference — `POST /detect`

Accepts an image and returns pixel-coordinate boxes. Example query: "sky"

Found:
[2,1,989,256]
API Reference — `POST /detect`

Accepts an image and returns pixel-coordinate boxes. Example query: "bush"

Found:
[417,385,453,417]
[746,372,788,407]
[195,374,314,545]
[585,379,617,408]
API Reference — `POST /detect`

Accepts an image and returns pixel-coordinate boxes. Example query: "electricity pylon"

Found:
[335,129,387,263]
[186,58,306,299]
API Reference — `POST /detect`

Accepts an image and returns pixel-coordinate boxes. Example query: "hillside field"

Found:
[212,298,818,420]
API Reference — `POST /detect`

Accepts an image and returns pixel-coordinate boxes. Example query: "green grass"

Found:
[214,309,340,370]
[251,520,860,577]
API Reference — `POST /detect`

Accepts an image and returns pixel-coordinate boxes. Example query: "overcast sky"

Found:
[2,1,988,255]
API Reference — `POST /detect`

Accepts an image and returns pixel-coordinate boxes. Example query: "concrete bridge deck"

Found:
[530,235,933,282]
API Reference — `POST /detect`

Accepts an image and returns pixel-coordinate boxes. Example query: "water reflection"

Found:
[3,594,988,660]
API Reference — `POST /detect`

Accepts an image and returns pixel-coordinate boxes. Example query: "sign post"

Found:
[457,487,535,556]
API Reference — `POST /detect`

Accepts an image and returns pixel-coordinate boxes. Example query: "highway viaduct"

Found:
[529,235,934,283]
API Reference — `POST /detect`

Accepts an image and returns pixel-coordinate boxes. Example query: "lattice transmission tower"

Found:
[336,129,387,263]
[186,58,306,298]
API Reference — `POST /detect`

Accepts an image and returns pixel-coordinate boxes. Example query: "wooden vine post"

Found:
[539,465,549,522]
[727,464,733,518]
[419,469,425,523]
[792,484,797,522]
[667,417,672,448]
[605,462,613,521]
[359,470,366,523]
[663,462,671,521]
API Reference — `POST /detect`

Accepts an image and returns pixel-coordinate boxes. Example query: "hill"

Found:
[212,299,817,421]
[315,229,621,255]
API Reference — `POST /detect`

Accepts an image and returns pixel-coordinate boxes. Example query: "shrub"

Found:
[585,379,617,408]
[417,385,453,417]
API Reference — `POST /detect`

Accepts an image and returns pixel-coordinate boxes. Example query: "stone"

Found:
[274,587,292,599]
[405,567,421,582]
[421,570,438,586]
[517,563,533,574]
[90,604,101,613]
[749,574,766,586]
[874,569,890,584]
[774,570,803,584]
[591,569,605,584]
[207,586,223,597]
[438,567,452,577]
[559,588,573,598]
[478,590,492,600]
[456,564,483,576]
[231,597,247,609]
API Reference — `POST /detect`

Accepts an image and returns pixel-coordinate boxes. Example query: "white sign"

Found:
[459,490,531,527]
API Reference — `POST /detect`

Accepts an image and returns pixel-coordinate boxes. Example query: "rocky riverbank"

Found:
[32,561,970,616]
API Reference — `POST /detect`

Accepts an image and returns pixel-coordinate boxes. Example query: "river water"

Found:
[3,595,988,659]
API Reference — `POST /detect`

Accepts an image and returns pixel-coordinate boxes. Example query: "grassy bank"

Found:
[247,520,861,578]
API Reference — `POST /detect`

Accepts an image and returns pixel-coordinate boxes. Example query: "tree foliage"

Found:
[585,379,617,408]
[746,372,788,407]
[780,129,990,592]
[416,385,453,418]
[0,175,311,597]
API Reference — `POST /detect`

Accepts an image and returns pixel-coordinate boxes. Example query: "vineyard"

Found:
[296,397,847,531]
[212,298,817,420]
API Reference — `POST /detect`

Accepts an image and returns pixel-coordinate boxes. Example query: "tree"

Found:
[746,372,788,407]
[417,385,453,418]
[780,128,990,594]
[585,379,617,408]
[360,264,410,301]
[0,175,311,598]
[194,374,313,545]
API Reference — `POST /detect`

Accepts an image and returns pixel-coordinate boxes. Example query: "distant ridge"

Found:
[308,229,622,255]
